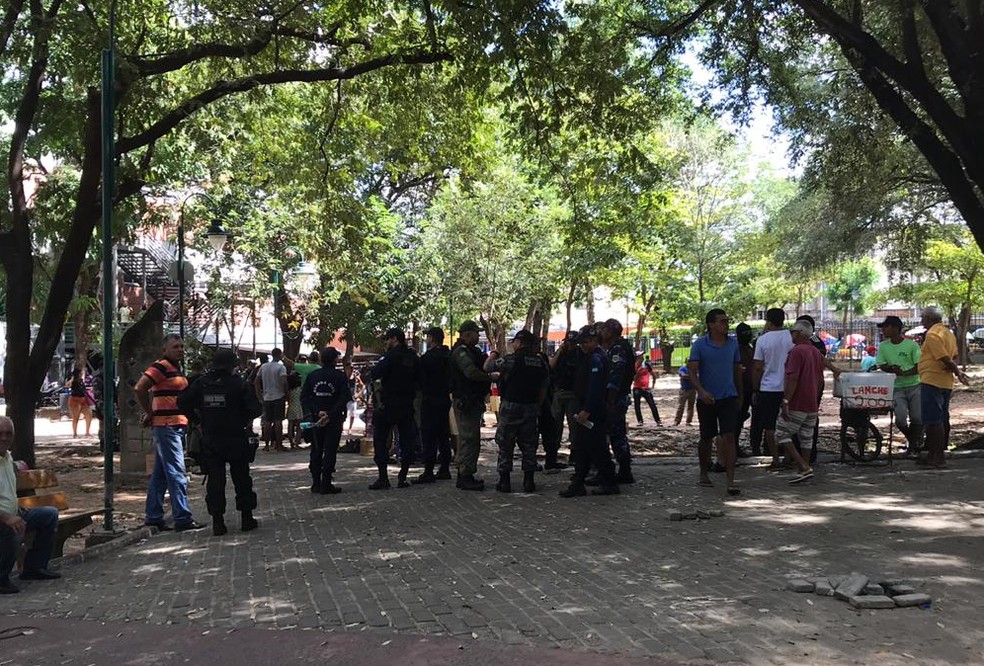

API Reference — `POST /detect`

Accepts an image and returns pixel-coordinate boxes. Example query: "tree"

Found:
[643,1,984,252]
[893,231,984,364]
[0,2,458,464]
[824,258,879,333]
[418,163,566,349]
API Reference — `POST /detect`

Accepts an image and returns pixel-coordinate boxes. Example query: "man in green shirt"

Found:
[874,316,922,452]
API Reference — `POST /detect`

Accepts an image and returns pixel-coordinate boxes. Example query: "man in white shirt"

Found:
[255,348,289,452]
[0,416,62,594]
[751,308,794,468]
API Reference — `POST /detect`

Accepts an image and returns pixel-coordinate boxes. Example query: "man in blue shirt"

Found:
[687,309,743,496]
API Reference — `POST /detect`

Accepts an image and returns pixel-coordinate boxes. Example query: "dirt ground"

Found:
[21,372,984,556]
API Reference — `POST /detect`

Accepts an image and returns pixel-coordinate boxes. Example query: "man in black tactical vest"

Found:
[485,330,549,493]
[560,325,619,497]
[598,318,637,484]
[414,327,454,484]
[546,332,579,470]
[369,328,421,490]
[301,347,351,494]
[178,350,263,536]
[449,320,495,491]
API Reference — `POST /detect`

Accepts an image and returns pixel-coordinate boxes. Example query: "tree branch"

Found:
[793,0,984,197]
[837,42,984,251]
[629,0,722,40]
[116,49,452,156]
[0,0,25,56]
[918,0,984,125]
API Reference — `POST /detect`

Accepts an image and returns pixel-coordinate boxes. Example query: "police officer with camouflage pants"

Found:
[486,330,549,493]
[450,321,494,491]
[599,318,636,484]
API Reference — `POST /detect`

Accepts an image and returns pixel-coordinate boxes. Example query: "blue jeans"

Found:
[920,384,951,427]
[145,425,193,526]
[0,507,58,579]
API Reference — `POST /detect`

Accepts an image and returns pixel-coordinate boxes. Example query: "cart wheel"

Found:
[840,419,883,462]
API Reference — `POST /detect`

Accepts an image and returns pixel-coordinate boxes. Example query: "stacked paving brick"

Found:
[785,573,932,609]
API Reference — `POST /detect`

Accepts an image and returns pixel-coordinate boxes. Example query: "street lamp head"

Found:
[206,223,228,252]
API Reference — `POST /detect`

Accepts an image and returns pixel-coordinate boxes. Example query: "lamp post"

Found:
[178,192,225,341]
[99,0,119,534]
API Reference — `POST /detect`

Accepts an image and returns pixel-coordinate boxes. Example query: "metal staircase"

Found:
[116,237,218,342]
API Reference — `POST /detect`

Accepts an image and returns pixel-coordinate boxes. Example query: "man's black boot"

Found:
[456,474,485,491]
[369,474,391,490]
[310,478,322,494]
[319,477,342,494]
[412,466,436,484]
[435,464,452,480]
[496,472,511,493]
[523,471,536,493]
[212,515,228,536]
[559,483,587,498]
[592,484,621,496]
[616,462,635,484]
[397,463,411,488]
[241,510,259,532]
[583,474,601,486]
[543,453,568,471]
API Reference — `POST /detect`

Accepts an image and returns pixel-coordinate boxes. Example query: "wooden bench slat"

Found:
[18,492,70,511]
[16,469,59,492]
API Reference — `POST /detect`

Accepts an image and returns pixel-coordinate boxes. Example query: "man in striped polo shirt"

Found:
[135,334,205,532]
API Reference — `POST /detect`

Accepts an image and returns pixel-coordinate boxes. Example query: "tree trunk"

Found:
[565,279,576,334]
[957,304,971,367]
[585,279,595,323]
[1,237,36,467]
[73,264,98,371]
[275,285,304,359]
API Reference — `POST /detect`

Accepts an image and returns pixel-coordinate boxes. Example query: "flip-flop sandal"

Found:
[698,479,715,487]
[727,486,741,496]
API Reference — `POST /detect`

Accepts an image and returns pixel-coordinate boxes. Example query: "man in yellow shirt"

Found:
[917,307,969,468]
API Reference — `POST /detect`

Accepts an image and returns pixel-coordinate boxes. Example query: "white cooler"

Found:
[833,372,895,410]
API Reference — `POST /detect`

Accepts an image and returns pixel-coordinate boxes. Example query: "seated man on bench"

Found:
[0,415,62,594]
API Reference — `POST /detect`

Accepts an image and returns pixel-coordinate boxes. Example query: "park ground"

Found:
[2,374,983,665]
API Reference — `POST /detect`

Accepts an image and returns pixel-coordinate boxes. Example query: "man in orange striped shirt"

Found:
[135,334,205,532]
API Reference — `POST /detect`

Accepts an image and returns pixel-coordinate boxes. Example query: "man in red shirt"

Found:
[774,320,825,484]
[134,334,206,531]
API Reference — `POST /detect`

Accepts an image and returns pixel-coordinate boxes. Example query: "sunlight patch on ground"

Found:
[899,553,971,568]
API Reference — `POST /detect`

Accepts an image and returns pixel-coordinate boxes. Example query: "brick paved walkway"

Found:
[5,445,984,665]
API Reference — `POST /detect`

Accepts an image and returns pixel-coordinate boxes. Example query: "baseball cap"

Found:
[458,320,481,334]
[383,327,406,343]
[790,320,813,335]
[877,316,904,329]
[866,345,877,355]
[575,325,600,343]
[424,326,444,339]
[321,347,341,361]
[511,329,536,345]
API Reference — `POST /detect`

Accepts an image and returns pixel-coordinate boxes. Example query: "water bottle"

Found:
[300,421,316,430]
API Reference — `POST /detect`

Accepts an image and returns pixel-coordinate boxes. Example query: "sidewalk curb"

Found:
[51,526,156,569]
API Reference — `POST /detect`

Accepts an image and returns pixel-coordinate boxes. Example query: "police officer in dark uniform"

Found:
[369,328,421,490]
[560,325,619,497]
[414,327,453,484]
[300,347,351,494]
[599,318,636,484]
[178,350,263,536]
[546,332,579,469]
[449,320,495,491]
[485,330,549,493]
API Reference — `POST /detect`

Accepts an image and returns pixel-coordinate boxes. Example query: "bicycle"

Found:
[839,404,885,462]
